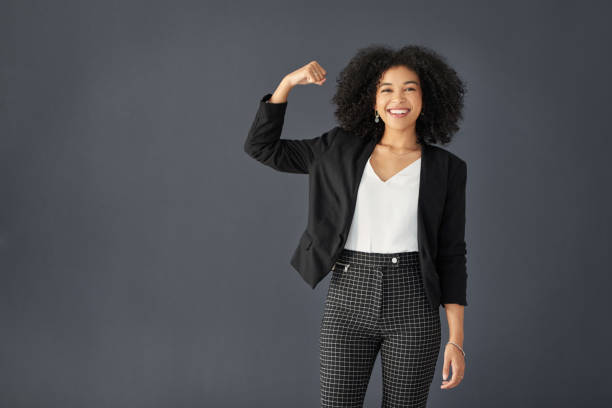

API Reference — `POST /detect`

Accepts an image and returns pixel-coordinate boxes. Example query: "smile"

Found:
[387,109,410,118]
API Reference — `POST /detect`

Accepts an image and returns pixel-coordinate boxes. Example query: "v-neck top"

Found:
[343,155,421,253]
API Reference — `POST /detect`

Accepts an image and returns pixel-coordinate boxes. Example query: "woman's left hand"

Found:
[440,343,465,389]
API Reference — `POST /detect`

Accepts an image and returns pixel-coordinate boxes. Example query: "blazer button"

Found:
[391,257,398,264]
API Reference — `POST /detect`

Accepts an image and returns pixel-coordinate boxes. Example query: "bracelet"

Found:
[446,342,466,360]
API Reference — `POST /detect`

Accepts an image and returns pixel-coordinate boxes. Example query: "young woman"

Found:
[244,44,468,408]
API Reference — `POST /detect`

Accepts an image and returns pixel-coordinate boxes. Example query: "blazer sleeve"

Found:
[436,159,468,307]
[244,93,335,174]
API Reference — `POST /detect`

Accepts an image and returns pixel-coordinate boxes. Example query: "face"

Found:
[374,65,423,130]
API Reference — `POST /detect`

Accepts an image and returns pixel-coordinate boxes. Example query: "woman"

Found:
[244,44,468,407]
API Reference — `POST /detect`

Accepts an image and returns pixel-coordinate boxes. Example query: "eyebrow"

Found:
[380,81,419,86]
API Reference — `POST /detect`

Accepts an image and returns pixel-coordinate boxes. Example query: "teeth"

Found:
[389,109,408,114]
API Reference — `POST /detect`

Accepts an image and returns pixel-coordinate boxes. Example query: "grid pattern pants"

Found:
[320,249,441,408]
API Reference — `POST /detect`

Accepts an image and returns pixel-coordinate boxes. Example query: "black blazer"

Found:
[244,93,468,310]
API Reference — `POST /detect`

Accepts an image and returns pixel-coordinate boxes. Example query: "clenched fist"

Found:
[284,61,327,87]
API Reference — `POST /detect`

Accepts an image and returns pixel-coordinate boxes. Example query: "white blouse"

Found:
[343,155,421,253]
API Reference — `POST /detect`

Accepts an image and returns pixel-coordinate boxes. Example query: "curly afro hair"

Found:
[331,44,467,146]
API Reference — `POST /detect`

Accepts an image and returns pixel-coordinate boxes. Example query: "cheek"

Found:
[377,95,390,108]
[409,94,422,107]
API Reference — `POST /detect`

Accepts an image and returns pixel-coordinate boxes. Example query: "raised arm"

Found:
[244,61,334,174]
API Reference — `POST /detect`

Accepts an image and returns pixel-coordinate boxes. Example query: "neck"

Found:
[379,127,420,150]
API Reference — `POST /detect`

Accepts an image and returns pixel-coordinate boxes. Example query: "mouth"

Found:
[386,108,410,118]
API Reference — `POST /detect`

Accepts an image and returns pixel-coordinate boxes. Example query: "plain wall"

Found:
[1,0,610,406]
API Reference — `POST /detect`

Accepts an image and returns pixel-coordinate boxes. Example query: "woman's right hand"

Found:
[284,61,327,87]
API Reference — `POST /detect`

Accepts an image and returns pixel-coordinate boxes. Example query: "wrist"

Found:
[268,77,294,104]
[448,339,463,348]
[280,76,295,89]
[446,341,466,360]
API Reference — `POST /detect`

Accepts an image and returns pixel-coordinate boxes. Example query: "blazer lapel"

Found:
[417,141,445,259]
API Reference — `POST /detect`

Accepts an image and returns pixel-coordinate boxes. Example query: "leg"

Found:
[319,313,381,407]
[379,328,441,408]
[378,252,442,407]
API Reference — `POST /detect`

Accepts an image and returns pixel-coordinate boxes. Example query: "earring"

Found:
[375,111,380,123]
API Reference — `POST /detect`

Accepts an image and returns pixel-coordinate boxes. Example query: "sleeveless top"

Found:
[343,154,421,253]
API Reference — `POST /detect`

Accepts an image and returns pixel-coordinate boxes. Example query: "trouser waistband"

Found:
[334,248,419,271]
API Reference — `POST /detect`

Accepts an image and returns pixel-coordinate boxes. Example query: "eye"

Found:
[382,88,415,93]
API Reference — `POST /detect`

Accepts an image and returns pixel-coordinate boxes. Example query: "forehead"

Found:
[379,66,420,86]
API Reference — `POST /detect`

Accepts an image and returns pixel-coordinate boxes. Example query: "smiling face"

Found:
[374,65,423,130]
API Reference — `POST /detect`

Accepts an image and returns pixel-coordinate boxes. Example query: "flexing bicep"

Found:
[244,93,333,174]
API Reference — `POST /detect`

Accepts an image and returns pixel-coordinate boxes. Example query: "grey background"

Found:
[2,0,611,407]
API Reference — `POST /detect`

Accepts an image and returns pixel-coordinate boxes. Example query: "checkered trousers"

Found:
[319,248,441,407]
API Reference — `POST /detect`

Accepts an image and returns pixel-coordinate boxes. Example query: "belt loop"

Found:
[333,261,350,272]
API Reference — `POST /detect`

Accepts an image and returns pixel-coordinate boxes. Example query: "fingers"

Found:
[314,62,327,78]
[441,353,451,381]
[308,61,326,84]
[309,68,322,83]
[291,60,327,86]
[440,356,465,389]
